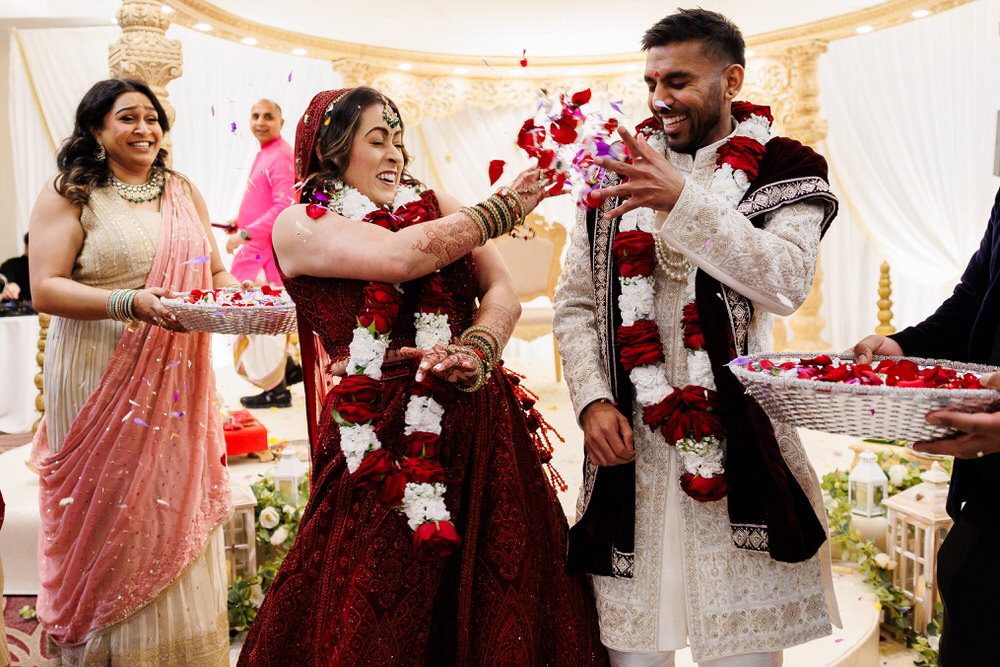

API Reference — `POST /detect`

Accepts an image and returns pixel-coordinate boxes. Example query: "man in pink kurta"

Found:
[227,99,295,284]
[226,99,298,408]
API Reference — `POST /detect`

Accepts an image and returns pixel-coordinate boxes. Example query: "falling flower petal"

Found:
[230,121,237,133]
[519,49,528,68]
[184,255,210,265]
[59,497,74,506]
[653,100,670,110]
[156,498,169,507]
[610,99,625,114]
[134,417,149,427]
[210,105,215,116]
[488,159,505,185]
[288,70,293,82]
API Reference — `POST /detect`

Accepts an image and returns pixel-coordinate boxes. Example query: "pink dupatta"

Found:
[34,176,231,645]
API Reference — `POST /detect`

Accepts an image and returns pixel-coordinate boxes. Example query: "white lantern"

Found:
[273,448,305,505]
[223,481,257,585]
[885,462,952,633]
[848,450,888,517]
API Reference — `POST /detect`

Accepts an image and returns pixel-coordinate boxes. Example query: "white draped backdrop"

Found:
[6,0,1000,355]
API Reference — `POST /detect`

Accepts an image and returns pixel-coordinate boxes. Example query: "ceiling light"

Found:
[160,4,174,13]
[398,63,413,71]
[745,48,755,58]
[193,22,213,32]
[291,48,307,56]
[241,37,258,46]
[856,25,873,34]
[453,67,468,75]
[912,9,930,18]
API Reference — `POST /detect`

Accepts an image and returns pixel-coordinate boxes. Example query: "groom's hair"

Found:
[641,8,746,68]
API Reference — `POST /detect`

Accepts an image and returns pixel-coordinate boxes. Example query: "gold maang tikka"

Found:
[381,98,401,129]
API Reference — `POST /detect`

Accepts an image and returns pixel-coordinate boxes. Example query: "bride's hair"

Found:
[54,78,171,206]
[306,87,419,189]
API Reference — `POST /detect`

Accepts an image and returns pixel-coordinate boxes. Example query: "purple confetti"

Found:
[255,254,261,260]
[230,121,237,133]
[165,360,180,369]
[210,105,215,116]
[184,255,210,265]
[481,58,493,69]
[134,417,149,427]
[610,99,624,114]
[171,411,185,418]
[288,70,293,82]
[653,100,670,109]
[173,391,179,402]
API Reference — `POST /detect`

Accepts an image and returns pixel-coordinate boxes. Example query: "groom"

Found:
[554,9,840,665]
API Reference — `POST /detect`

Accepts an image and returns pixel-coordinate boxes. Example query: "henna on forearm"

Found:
[408,214,481,270]
[471,301,518,351]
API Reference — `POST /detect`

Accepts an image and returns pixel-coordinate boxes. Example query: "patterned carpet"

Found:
[3,595,56,666]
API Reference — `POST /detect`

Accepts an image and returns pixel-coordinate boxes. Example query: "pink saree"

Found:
[34,176,231,646]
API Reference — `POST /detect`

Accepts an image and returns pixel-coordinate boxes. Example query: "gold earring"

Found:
[95,143,106,162]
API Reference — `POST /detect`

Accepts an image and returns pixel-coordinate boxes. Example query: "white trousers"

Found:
[607,647,782,667]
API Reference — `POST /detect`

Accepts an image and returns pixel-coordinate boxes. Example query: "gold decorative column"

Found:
[876,260,896,335]
[33,313,50,432]
[782,40,831,352]
[108,1,183,159]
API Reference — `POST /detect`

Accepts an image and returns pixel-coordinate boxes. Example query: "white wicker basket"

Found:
[160,295,297,335]
[727,353,1000,441]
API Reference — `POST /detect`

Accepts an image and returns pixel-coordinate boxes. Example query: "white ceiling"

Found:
[205,0,887,56]
[0,0,890,56]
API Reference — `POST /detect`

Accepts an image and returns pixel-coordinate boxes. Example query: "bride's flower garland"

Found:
[308,181,460,557]
[612,101,773,502]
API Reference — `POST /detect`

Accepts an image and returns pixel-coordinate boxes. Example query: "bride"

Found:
[238,87,607,665]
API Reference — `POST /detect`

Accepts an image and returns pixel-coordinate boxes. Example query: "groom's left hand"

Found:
[590,126,686,219]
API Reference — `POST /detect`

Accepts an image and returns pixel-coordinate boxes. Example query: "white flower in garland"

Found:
[676,436,725,477]
[401,482,452,531]
[403,396,445,436]
[687,351,715,390]
[618,276,656,326]
[414,312,451,349]
[629,363,673,406]
[348,327,390,379]
[340,423,379,473]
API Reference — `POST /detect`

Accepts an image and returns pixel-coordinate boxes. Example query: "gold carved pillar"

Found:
[108,1,183,160]
[33,313,50,432]
[782,40,830,352]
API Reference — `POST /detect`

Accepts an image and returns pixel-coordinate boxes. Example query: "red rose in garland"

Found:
[378,470,408,506]
[402,432,441,458]
[357,283,402,334]
[680,472,729,502]
[681,302,705,350]
[402,457,445,484]
[617,320,666,371]
[660,386,724,443]
[413,520,461,560]
[352,448,394,486]
[613,231,656,277]
[716,136,767,181]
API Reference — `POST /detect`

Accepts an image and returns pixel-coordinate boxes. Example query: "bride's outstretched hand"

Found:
[399,343,481,385]
[509,167,552,214]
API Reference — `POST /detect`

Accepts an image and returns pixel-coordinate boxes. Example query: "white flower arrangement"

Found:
[403,396,445,436]
[258,506,281,529]
[687,351,716,390]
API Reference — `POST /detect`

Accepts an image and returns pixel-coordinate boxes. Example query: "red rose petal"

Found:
[488,159,505,185]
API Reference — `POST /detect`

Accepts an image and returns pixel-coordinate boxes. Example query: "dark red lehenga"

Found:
[238,195,607,666]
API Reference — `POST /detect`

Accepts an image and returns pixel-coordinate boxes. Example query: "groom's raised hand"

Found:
[589,127,685,220]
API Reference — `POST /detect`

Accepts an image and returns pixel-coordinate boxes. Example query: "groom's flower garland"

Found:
[612,101,773,502]
[308,181,460,557]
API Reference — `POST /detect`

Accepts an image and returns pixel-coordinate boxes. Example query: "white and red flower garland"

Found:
[612,102,773,502]
[309,182,460,557]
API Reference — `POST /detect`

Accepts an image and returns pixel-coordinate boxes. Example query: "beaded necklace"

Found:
[111,168,165,204]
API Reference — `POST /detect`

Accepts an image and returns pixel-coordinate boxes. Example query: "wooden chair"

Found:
[492,214,567,381]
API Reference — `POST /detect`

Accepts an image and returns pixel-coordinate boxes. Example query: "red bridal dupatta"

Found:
[34,176,231,645]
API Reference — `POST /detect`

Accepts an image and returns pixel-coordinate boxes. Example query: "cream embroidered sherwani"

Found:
[553,130,840,662]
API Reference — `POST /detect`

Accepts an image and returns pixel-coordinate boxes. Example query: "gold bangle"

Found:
[460,206,490,245]
[463,324,503,350]
[457,361,488,392]
[496,186,526,221]
[479,197,508,236]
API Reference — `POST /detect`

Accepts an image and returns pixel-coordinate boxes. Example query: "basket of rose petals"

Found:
[727,353,1000,441]
[160,285,296,335]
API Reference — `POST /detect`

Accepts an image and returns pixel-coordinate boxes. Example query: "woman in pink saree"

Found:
[29,79,235,665]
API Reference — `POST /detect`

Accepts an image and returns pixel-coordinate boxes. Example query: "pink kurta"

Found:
[231,136,295,284]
